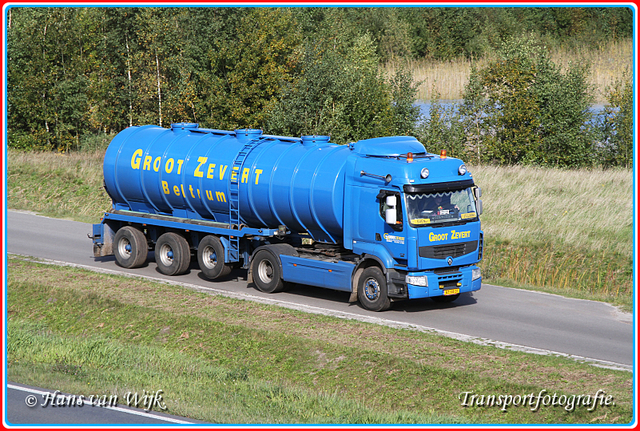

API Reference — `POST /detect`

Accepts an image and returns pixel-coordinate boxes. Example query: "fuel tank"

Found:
[103,124,351,243]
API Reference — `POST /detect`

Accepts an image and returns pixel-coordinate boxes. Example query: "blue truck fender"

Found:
[348,254,387,303]
[349,255,408,302]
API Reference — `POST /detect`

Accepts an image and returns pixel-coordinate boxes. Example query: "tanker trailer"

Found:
[91,123,484,311]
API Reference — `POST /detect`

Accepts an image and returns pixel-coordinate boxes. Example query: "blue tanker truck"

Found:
[91,123,484,311]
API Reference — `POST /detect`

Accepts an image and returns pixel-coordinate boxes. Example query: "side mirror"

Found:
[474,186,482,199]
[385,195,397,225]
[476,199,483,216]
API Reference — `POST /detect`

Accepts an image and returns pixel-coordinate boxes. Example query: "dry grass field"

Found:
[384,39,633,103]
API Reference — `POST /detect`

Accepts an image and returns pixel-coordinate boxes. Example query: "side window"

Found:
[378,191,403,224]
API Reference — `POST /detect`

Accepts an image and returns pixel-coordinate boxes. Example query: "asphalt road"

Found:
[6,210,634,369]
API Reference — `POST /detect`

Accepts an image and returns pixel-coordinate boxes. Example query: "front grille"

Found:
[420,240,478,259]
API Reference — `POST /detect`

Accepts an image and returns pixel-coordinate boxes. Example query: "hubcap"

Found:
[364,278,380,301]
[257,259,274,284]
[159,243,174,267]
[202,245,217,269]
[118,238,132,259]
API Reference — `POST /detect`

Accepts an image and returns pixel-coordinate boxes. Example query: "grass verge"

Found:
[471,165,633,312]
[7,149,111,223]
[6,257,634,424]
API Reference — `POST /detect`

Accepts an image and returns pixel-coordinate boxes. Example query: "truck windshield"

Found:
[406,188,478,227]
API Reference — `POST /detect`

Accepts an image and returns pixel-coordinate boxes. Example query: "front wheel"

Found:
[357,267,390,312]
[155,232,191,276]
[113,226,148,269]
[251,250,285,293]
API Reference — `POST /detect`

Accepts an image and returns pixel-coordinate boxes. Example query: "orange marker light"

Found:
[407,152,414,163]
[440,149,447,159]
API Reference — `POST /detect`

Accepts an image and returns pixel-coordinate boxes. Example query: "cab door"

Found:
[376,190,408,262]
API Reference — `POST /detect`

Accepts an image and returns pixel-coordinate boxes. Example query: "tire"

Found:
[197,235,232,280]
[357,267,391,312]
[113,226,148,269]
[251,250,285,293]
[432,293,460,303]
[155,232,191,276]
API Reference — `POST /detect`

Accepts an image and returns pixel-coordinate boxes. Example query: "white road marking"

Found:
[7,384,194,424]
[9,253,633,372]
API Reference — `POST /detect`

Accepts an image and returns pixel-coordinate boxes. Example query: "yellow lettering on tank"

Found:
[205,190,214,201]
[429,232,449,242]
[216,191,226,202]
[193,157,208,178]
[165,158,174,174]
[197,189,200,198]
[180,184,186,198]
[143,155,152,171]
[173,185,180,196]
[177,159,184,175]
[189,184,195,198]
[206,164,216,179]
[241,168,250,183]
[162,181,169,194]
[130,149,143,170]
[230,167,239,182]
[153,157,161,172]
[219,165,228,180]
[254,169,263,185]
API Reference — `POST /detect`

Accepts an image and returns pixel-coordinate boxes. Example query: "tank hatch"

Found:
[350,136,426,157]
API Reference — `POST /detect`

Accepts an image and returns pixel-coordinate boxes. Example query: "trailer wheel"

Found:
[251,250,285,293]
[114,226,148,269]
[357,267,390,311]
[197,235,232,280]
[155,232,191,276]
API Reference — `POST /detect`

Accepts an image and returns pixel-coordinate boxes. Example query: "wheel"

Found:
[357,267,390,311]
[432,293,460,303]
[155,232,191,276]
[113,226,148,269]
[251,250,285,293]
[197,235,232,280]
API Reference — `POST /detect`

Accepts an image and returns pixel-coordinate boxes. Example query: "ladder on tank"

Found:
[228,137,262,262]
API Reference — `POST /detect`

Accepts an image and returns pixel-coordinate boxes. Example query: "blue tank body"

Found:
[103,124,350,243]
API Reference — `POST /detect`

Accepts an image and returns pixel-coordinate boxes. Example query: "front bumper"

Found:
[403,265,482,299]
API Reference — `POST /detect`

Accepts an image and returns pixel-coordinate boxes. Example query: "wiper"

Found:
[427,220,472,228]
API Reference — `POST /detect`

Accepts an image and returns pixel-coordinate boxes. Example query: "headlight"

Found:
[406,275,428,287]
[458,164,467,175]
[472,268,481,281]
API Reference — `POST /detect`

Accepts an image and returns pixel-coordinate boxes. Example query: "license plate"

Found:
[443,288,460,296]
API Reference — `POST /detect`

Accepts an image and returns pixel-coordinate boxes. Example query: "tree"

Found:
[460,36,594,167]
[600,73,633,168]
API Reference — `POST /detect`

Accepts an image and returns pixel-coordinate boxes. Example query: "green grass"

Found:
[7,149,111,223]
[6,257,633,424]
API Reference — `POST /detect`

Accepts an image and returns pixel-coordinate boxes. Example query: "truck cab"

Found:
[342,136,483,310]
